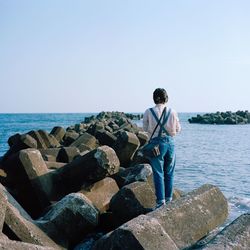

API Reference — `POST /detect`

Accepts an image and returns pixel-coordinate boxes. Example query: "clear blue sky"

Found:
[1,0,250,113]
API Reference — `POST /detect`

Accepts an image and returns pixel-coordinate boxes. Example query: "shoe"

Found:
[155,201,165,209]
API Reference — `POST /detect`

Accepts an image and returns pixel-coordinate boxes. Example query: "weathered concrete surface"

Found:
[95,129,117,147]
[63,131,79,146]
[45,161,66,170]
[3,134,38,161]
[19,149,54,206]
[92,215,178,250]
[2,151,51,217]
[70,132,98,150]
[0,191,7,231]
[28,130,47,149]
[54,146,120,197]
[57,146,80,163]
[7,133,21,147]
[50,126,66,143]
[136,131,149,147]
[113,131,140,167]
[148,184,228,249]
[38,130,60,148]
[0,238,57,250]
[39,148,61,162]
[79,177,119,213]
[112,163,152,188]
[110,181,155,223]
[0,183,61,249]
[202,213,250,250]
[36,193,99,248]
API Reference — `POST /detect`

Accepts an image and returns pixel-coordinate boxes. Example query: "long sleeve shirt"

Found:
[143,103,181,138]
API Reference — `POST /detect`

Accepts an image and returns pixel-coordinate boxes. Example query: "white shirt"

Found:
[143,104,181,138]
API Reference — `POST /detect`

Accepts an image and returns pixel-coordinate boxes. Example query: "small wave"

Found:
[228,196,250,212]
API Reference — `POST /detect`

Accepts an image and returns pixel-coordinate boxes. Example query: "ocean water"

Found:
[0,113,249,225]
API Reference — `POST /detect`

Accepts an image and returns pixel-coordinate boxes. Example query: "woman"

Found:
[143,88,181,208]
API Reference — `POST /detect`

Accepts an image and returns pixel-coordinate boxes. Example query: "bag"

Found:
[141,107,167,159]
[141,140,161,158]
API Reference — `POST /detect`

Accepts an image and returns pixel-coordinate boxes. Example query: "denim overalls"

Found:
[149,108,176,206]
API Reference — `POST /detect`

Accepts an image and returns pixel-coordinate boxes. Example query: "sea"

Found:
[0,113,249,226]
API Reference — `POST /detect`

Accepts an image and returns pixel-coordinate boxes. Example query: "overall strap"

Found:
[149,107,166,140]
[150,108,171,136]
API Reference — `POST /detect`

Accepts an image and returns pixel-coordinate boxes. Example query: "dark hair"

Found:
[153,88,168,104]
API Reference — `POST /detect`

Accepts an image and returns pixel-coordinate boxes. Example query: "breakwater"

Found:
[0,112,249,249]
[188,110,250,124]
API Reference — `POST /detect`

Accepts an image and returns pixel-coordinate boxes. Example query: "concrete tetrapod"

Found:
[148,184,228,249]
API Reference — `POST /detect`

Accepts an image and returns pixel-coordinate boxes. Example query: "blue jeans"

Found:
[149,136,176,205]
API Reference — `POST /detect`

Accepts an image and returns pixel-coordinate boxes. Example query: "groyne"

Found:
[0,111,249,249]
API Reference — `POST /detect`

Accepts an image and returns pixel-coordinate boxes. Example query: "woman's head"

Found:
[153,88,168,104]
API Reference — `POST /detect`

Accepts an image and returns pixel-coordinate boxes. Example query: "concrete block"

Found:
[54,146,120,197]
[149,184,229,249]
[95,129,117,147]
[136,131,149,146]
[113,131,140,167]
[0,183,60,249]
[7,133,21,147]
[57,147,80,163]
[19,149,54,207]
[38,130,60,148]
[28,130,47,149]
[63,131,79,146]
[50,126,66,142]
[110,181,155,223]
[70,132,98,150]
[36,193,99,248]
[45,161,66,170]
[0,191,7,231]
[3,134,37,161]
[202,213,250,250]
[39,148,61,161]
[112,163,152,188]
[0,238,57,250]
[92,215,178,250]
[79,177,119,213]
